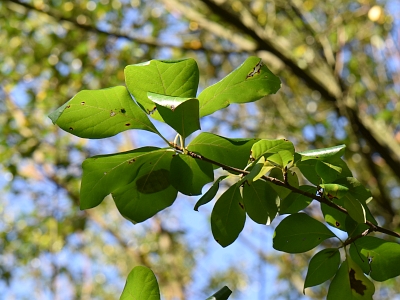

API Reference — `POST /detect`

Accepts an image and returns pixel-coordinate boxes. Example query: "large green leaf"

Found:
[343,193,366,224]
[296,159,321,185]
[187,132,258,170]
[304,248,341,291]
[211,183,246,247]
[148,93,200,139]
[170,154,214,196]
[327,258,375,300]
[112,150,178,223]
[350,236,400,281]
[242,180,278,225]
[273,213,336,253]
[125,58,199,122]
[120,266,160,300]
[194,175,228,211]
[198,56,281,116]
[80,147,161,209]
[49,86,159,139]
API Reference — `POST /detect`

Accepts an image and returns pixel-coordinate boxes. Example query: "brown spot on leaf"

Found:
[120,108,126,113]
[81,102,85,105]
[125,123,131,126]
[128,159,135,164]
[238,202,244,210]
[335,221,340,227]
[66,105,71,108]
[110,110,116,117]
[349,269,367,295]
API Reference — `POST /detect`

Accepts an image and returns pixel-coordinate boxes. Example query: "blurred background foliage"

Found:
[1,0,400,299]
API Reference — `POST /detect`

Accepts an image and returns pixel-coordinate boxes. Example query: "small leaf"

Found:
[304,248,341,291]
[194,175,228,211]
[320,183,349,199]
[206,286,232,300]
[198,56,281,116]
[343,193,366,224]
[80,147,161,209]
[187,132,258,170]
[273,213,336,253]
[170,154,214,196]
[240,156,266,184]
[327,258,375,300]
[243,180,278,224]
[112,150,178,223]
[298,145,346,161]
[49,86,160,138]
[350,236,400,281]
[251,139,294,161]
[148,93,200,138]
[120,266,160,300]
[125,58,199,122]
[211,183,246,247]
[280,185,315,214]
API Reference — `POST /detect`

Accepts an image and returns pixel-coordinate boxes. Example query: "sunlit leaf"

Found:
[80,147,161,209]
[148,93,200,138]
[243,179,278,224]
[343,193,366,224]
[198,56,281,116]
[187,132,258,169]
[273,213,336,253]
[49,86,160,138]
[298,145,346,161]
[304,248,340,291]
[251,139,294,161]
[112,150,178,223]
[125,58,199,122]
[170,154,214,196]
[327,258,375,300]
[120,266,160,300]
[211,183,246,247]
[350,236,400,281]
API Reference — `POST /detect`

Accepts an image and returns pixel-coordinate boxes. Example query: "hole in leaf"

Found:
[110,110,116,117]
[246,60,263,79]
[128,159,135,164]
[81,102,85,105]
[69,127,73,130]
[335,221,340,227]
[136,169,170,194]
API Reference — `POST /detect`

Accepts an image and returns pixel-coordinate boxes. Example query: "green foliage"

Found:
[50,57,400,299]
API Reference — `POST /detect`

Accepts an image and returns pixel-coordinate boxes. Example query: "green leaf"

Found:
[321,199,358,233]
[298,144,346,161]
[211,183,246,247]
[251,139,294,161]
[327,258,375,300]
[206,286,232,300]
[194,175,228,211]
[304,248,341,291]
[343,193,366,224]
[315,160,343,182]
[350,236,400,281]
[112,150,178,223]
[120,266,160,300]
[273,213,336,253]
[198,56,281,117]
[170,154,214,196]
[148,93,200,139]
[49,86,160,138]
[242,180,278,224]
[296,159,321,185]
[320,183,349,199]
[125,58,199,122]
[187,132,258,170]
[80,147,161,209]
[239,156,266,184]
[267,150,294,168]
[280,185,315,214]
